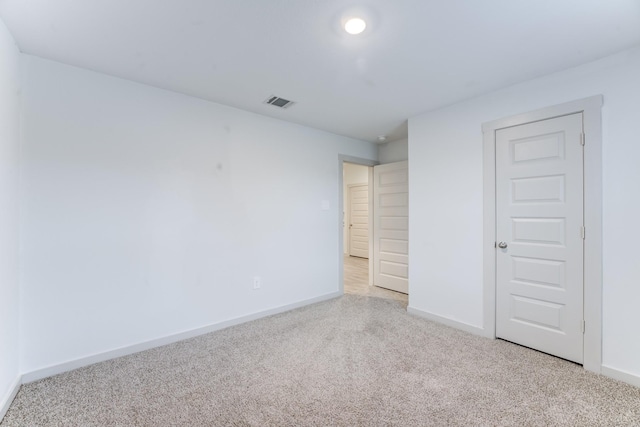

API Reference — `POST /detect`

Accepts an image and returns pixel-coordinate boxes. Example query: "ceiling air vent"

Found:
[264,95,295,109]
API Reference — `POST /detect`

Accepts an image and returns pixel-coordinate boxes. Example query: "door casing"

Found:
[482,95,603,373]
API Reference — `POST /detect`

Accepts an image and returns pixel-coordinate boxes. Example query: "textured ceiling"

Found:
[1,0,639,142]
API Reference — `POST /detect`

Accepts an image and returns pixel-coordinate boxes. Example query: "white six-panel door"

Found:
[373,161,408,294]
[348,184,369,258]
[495,113,584,363]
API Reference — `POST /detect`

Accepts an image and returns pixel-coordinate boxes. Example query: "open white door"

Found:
[373,161,408,294]
[495,113,584,363]
[348,184,369,258]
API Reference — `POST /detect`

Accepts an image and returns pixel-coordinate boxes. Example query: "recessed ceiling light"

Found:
[377,135,387,142]
[344,18,366,35]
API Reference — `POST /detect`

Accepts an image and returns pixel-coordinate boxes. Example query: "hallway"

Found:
[343,255,408,304]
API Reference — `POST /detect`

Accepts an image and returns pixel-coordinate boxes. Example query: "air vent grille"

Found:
[264,95,295,109]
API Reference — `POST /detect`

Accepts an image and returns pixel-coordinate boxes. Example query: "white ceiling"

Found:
[1,1,639,143]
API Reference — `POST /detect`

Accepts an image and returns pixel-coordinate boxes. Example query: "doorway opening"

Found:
[339,157,408,303]
[342,162,372,296]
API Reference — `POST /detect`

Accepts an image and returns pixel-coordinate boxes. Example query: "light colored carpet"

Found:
[2,295,639,426]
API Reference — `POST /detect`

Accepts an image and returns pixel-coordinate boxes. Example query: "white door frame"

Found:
[338,155,378,295]
[482,95,603,373]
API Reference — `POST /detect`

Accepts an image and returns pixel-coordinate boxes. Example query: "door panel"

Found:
[496,113,584,363]
[373,161,408,294]
[348,184,369,258]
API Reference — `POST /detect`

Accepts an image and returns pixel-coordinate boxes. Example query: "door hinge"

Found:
[580,133,585,146]
[494,241,497,248]
[580,226,586,240]
[582,320,586,334]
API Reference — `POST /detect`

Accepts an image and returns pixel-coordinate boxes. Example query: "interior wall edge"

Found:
[0,13,22,424]
[21,291,341,384]
[600,366,640,389]
[0,375,21,423]
[406,306,487,338]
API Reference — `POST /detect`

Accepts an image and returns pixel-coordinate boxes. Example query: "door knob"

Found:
[498,242,508,249]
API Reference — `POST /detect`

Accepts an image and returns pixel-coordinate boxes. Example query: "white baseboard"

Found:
[0,375,22,422]
[601,365,640,388]
[407,306,487,337]
[22,291,342,384]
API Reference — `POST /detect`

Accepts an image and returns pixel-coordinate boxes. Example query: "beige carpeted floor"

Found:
[2,295,639,426]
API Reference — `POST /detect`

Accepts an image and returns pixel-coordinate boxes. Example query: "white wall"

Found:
[0,17,21,415]
[378,138,408,164]
[19,55,377,374]
[342,163,369,254]
[408,46,640,380]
